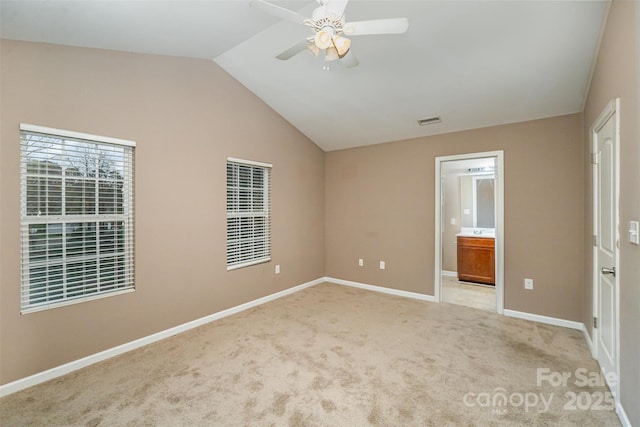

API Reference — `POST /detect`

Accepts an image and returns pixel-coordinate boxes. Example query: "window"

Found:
[226,157,272,270]
[20,124,135,313]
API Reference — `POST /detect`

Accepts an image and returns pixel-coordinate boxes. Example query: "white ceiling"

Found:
[0,0,609,151]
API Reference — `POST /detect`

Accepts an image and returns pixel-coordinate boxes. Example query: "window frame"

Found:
[226,157,272,271]
[19,124,136,314]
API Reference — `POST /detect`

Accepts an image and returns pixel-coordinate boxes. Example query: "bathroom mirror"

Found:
[473,176,495,228]
[460,175,495,228]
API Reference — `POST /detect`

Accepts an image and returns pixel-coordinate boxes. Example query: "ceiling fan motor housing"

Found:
[310,6,345,30]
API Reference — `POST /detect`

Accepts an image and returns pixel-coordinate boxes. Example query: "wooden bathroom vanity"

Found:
[457,235,495,285]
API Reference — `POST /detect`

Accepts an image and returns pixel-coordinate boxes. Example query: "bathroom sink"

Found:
[456,227,495,238]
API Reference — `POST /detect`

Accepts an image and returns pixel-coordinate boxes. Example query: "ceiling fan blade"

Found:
[324,0,349,20]
[250,0,308,25]
[276,40,310,60]
[340,50,359,68]
[343,18,409,36]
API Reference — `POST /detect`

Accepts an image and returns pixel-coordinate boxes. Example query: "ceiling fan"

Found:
[250,0,409,68]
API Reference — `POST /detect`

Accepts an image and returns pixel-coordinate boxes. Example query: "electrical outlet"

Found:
[379,261,385,270]
[358,258,364,267]
[275,264,280,274]
[524,278,533,290]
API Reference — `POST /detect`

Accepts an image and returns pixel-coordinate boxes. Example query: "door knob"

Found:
[601,266,616,277]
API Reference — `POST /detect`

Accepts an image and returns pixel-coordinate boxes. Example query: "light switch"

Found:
[463,209,471,215]
[629,221,639,245]
[450,217,457,225]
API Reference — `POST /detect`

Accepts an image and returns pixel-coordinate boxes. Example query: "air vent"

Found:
[417,116,442,126]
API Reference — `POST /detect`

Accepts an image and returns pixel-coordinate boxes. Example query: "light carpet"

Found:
[0,282,620,426]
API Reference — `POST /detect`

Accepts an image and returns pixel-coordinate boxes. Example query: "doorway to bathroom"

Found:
[434,151,504,313]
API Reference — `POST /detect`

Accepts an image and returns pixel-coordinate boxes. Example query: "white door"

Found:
[592,99,619,395]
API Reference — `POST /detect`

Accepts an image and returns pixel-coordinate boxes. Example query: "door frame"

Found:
[590,98,620,398]
[434,150,505,314]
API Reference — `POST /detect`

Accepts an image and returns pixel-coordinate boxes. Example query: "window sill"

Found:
[227,258,271,271]
[21,287,135,315]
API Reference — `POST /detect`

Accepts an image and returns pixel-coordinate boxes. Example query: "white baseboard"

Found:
[503,309,583,330]
[441,270,457,277]
[616,400,632,427]
[325,277,435,302]
[0,277,325,398]
[581,323,595,356]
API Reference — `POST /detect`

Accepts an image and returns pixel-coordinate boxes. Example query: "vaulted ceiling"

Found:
[1,0,609,151]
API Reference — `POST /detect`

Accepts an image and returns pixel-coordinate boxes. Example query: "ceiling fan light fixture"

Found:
[333,36,351,58]
[314,29,334,49]
[325,47,339,62]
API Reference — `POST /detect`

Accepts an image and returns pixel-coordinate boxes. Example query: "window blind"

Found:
[20,124,135,312]
[226,157,272,270]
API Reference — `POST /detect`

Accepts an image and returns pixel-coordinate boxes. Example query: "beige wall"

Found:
[0,40,325,384]
[325,114,585,321]
[583,1,640,425]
